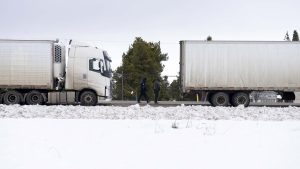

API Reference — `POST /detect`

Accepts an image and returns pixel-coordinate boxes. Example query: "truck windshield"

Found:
[89,58,111,78]
[103,51,112,78]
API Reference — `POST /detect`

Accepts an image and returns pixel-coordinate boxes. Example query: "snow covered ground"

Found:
[1,105,300,169]
[1,104,300,120]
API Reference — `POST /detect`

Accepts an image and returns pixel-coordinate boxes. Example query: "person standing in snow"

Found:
[153,78,161,104]
[138,78,149,103]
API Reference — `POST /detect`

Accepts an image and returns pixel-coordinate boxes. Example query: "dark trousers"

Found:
[154,90,160,103]
[138,92,149,103]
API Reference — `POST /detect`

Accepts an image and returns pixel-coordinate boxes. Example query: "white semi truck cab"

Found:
[0,39,112,106]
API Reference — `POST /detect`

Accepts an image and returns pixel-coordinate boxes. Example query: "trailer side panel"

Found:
[0,40,54,89]
[180,41,300,92]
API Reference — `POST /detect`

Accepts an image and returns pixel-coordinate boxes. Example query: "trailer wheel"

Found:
[3,90,22,105]
[211,92,229,106]
[26,91,44,105]
[80,91,97,106]
[231,92,250,107]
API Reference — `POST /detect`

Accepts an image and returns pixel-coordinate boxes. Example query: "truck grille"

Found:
[54,45,62,63]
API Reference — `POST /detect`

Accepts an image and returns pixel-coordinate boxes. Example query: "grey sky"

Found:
[1,0,299,80]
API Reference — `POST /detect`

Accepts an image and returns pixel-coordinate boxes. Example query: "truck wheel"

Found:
[26,91,44,105]
[231,92,250,107]
[3,90,22,105]
[80,91,97,106]
[211,92,229,106]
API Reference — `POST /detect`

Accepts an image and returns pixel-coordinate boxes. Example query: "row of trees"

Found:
[284,30,299,41]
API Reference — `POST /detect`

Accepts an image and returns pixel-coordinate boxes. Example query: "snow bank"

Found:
[1,119,300,169]
[1,104,300,120]
[1,105,300,169]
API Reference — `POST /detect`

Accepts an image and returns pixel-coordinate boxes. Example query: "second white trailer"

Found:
[180,41,300,106]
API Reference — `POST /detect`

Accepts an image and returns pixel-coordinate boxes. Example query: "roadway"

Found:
[99,100,300,107]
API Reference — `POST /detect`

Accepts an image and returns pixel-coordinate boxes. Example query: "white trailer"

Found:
[0,39,112,106]
[180,40,300,107]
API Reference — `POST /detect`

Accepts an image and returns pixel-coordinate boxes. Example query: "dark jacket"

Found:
[154,80,160,92]
[140,78,147,93]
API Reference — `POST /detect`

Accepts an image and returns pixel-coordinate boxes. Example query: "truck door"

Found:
[88,53,107,97]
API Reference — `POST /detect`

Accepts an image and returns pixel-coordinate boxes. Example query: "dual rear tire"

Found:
[211,92,229,106]
[25,91,44,105]
[210,92,250,107]
[0,90,44,105]
[3,90,22,105]
[230,92,250,107]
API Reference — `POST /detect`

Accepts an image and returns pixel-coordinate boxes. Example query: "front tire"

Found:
[80,91,97,106]
[211,92,229,107]
[3,90,22,105]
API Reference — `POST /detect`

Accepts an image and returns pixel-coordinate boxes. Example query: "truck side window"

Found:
[103,50,112,78]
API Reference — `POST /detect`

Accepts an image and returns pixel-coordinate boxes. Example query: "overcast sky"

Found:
[1,0,299,81]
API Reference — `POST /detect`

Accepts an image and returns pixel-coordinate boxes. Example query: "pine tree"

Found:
[112,37,168,100]
[168,77,181,101]
[159,76,170,100]
[284,31,290,41]
[292,30,299,41]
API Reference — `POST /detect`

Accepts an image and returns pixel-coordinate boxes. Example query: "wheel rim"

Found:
[26,91,43,105]
[32,95,39,102]
[8,94,17,103]
[237,96,246,105]
[217,96,226,104]
[84,95,93,103]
